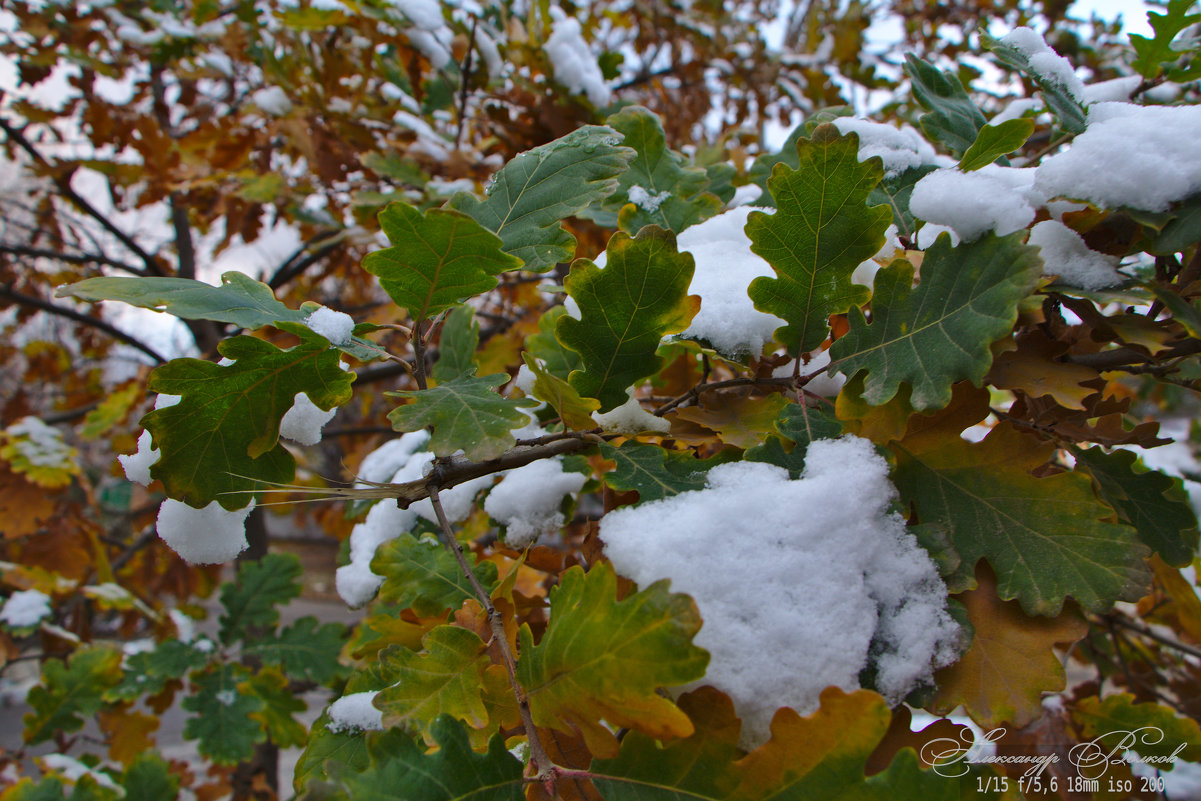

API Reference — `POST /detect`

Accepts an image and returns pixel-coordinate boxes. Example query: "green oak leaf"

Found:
[293,712,370,793]
[218,553,303,644]
[361,202,520,323]
[892,415,1150,616]
[903,55,988,157]
[1148,194,1201,256]
[245,616,349,684]
[517,562,708,758]
[343,719,524,801]
[372,532,498,617]
[558,226,700,412]
[448,125,634,271]
[959,118,1035,171]
[430,304,479,383]
[374,625,492,739]
[581,105,722,233]
[867,165,937,240]
[24,647,123,744]
[829,232,1043,411]
[387,373,537,461]
[746,124,891,355]
[525,305,582,379]
[145,323,354,510]
[107,639,210,701]
[120,753,179,801]
[1072,693,1201,766]
[1074,446,1199,567]
[983,33,1086,134]
[3,776,115,801]
[182,663,266,765]
[1132,0,1201,78]
[241,667,308,748]
[56,271,306,330]
[600,441,737,502]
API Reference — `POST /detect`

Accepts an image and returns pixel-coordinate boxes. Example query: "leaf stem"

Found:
[653,375,794,416]
[425,484,558,791]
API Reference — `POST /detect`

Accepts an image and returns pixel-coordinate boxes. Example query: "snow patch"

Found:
[279,392,336,446]
[328,691,384,732]
[910,166,1041,241]
[0,590,51,628]
[1028,220,1122,290]
[252,86,292,116]
[304,305,355,345]
[593,390,671,434]
[484,457,587,548]
[601,437,960,748]
[1000,27,1085,101]
[628,185,672,213]
[833,118,949,176]
[156,499,255,565]
[544,7,611,107]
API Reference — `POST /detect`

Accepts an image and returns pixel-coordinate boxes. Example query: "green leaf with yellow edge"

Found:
[891,385,1150,615]
[959,118,1034,171]
[1073,693,1201,768]
[1074,446,1199,567]
[746,124,889,356]
[362,202,519,323]
[589,687,750,800]
[829,232,1043,411]
[1,417,79,489]
[526,305,582,380]
[517,562,708,758]
[521,353,600,430]
[374,625,491,740]
[338,720,524,801]
[745,402,843,477]
[930,565,1087,728]
[1131,0,1201,79]
[387,373,537,461]
[600,441,738,502]
[558,226,700,412]
[372,533,498,617]
[182,663,266,765]
[145,323,354,509]
[107,639,209,701]
[430,304,479,383]
[24,647,123,745]
[582,105,722,233]
[241,666,308,748]
[449,125,634,271]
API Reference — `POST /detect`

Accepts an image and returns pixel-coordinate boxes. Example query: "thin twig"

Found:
[0,116,164,276]
[653,376,795,416]
[1103,614,1201,662]
[426,485,558,791]
[0,283,168,363]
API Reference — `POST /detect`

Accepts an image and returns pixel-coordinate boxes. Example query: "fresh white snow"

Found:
[327,691,384,732]
[279,392,337,446]
[483,457,587,548]
[544,7,612,107]
[1028,220,1122,290]
[304,306,355,345]
[601,436,960,748]
[156,499,255,565]
[0,590,52,628]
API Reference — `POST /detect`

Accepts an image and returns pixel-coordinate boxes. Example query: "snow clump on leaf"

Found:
[303,305,355,345]
[601,435,961,748]
[544,7,612,107]
[156,499,255,565]
[279,392,337,445]
[0,590,52,628]
[484,456,587,548]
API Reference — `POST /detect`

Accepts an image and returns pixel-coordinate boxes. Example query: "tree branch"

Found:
[0,244,147,276]
[0,283,168,363]
[653,376,795,416]
[0,116,165,277]
[267,232,343,290]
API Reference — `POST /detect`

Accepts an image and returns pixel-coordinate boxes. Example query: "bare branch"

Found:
[267,232,343,290]
[0,283,168,363]
[0,116,165,276]
[0,244,147,276]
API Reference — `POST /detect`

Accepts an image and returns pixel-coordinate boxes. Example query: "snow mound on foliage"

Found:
[674,206,783,357]
[327,691,384,733]
[544,7,611,107]
[484,457,587,548]
[279,392,337,445]
[0,590,51,628]
[593,390,670,434]
[1035,102,1201,212]
[833,117,949,176]
[119,393,180,486]
[336,431,494,607]
[1000,27,1085,101]
[910,166,1042,241]
[1029,220,1122,290]
[304,305,354,345]
[156,499,254,565]
[601,436,960,748]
